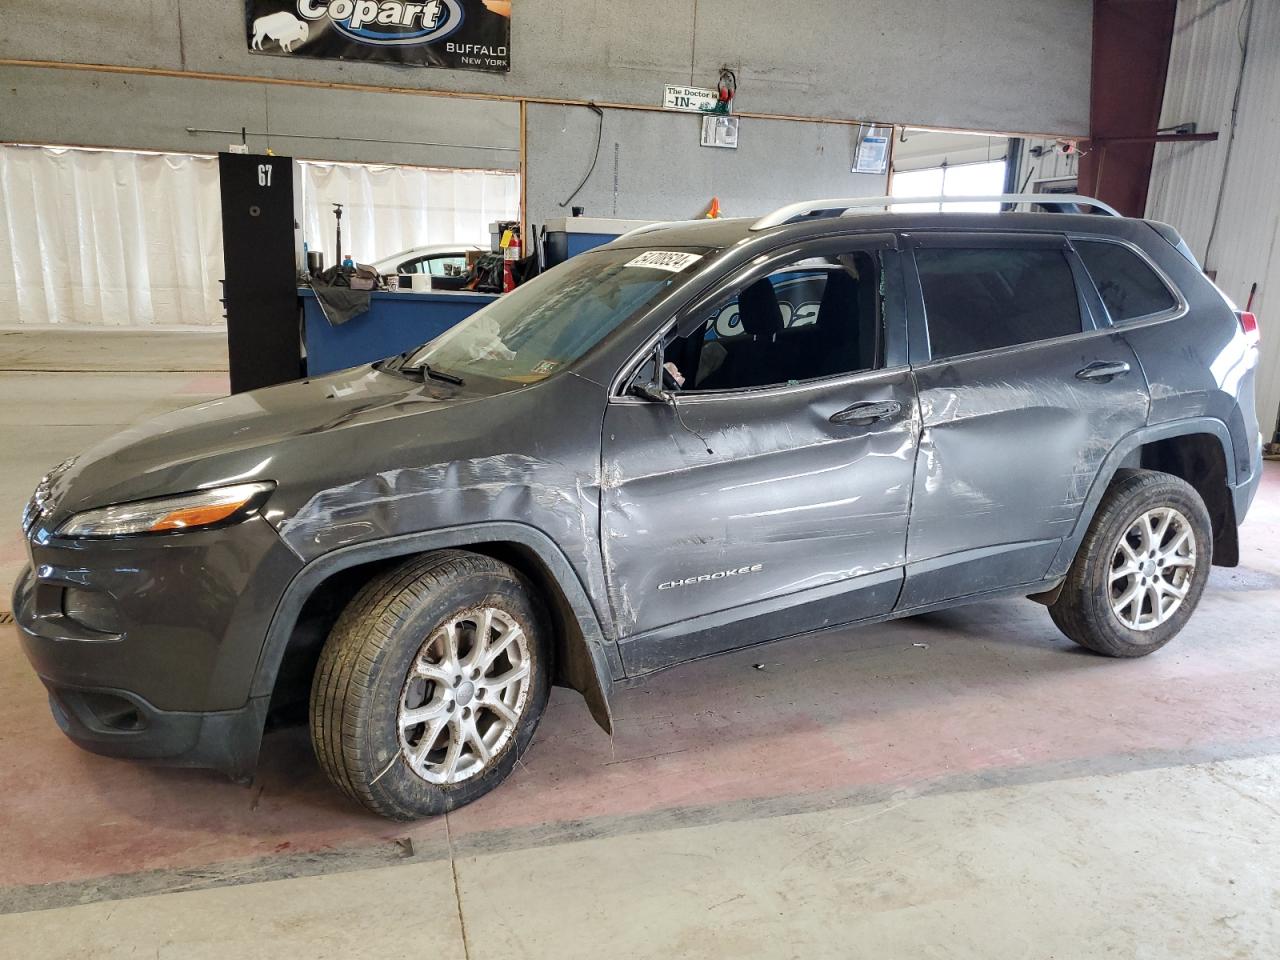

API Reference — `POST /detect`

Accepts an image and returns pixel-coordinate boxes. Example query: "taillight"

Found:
[1239,310,1260,345]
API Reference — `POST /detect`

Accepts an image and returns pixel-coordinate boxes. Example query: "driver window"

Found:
[662,251,884,392]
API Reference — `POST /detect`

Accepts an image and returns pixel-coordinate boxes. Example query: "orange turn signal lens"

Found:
[56,481,275,539]
[150,499,254,531]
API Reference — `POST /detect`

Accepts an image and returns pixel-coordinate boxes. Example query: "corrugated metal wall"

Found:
[1015,137,1080,188]
[1147,0,1280,437]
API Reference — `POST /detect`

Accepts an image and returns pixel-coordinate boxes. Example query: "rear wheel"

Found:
[1049,469,1212,657]
[310,551,550,820]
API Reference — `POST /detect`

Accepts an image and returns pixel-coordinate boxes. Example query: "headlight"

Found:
[56,482,275,539]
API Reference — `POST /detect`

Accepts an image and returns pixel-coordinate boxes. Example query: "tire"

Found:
[310,550,551,820]
[1049,469,1212,657]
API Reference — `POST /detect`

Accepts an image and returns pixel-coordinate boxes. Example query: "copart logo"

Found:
[298,0,465,45]
[658,564,764,590]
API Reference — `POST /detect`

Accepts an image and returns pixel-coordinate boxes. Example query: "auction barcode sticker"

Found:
[624,251,703,272]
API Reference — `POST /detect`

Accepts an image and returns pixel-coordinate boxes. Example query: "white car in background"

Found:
[370,243,483,279]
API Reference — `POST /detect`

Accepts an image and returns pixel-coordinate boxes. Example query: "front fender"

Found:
[251,521,619,735]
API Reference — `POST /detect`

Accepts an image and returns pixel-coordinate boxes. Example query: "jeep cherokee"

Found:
[14,195,1263,819]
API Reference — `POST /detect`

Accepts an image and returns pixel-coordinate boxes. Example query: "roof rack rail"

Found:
[750,194,1122,231]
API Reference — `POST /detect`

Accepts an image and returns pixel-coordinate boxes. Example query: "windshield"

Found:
[404,247,710,383]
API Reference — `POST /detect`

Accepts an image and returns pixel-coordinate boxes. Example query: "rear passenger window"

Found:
[916,248,1082,360]
[1074,240,1178,322]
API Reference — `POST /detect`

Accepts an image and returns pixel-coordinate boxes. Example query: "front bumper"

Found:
[37,675,269,780]
[13,515,303,775]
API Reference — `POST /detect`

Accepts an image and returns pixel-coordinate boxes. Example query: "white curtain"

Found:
[299,161,519,267]
[0,146,520,329]
[0,144,224,327]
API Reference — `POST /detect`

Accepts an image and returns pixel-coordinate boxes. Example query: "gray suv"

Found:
[14,196,1263,820]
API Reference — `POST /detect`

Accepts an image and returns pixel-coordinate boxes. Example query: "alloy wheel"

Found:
[397,607,531,784]
[1108,506,1197,631]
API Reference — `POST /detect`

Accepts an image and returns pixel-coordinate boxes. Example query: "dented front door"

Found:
[600,369,918,675]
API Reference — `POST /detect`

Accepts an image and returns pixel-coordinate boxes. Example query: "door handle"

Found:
[829,399,902,425]
[1075,360,1131,383]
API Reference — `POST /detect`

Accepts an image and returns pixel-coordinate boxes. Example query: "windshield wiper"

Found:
[374,350,412,373]
[404,362,465,386]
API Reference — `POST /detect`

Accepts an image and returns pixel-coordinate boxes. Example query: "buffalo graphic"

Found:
[251,12,310,52]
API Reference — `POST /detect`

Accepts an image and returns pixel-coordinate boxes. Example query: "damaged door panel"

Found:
[898,233,1151,607]
[601,239,917,674]
[603,372,917,673]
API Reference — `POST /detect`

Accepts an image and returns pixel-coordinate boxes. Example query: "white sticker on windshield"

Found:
[624,251,703,272]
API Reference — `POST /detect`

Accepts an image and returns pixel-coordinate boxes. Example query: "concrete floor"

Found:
[1,330,1279,958]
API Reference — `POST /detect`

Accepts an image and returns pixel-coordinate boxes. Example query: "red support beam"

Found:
[1079,0,1178,217]
[1092,132,1219,146]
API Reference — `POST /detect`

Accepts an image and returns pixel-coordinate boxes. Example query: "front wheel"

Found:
[1049,469,1212,657]
[310,551,550,820]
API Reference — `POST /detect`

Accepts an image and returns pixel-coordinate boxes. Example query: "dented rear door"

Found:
[898,232,1150,607]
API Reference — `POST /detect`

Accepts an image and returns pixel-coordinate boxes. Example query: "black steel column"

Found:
[218,152,303,393]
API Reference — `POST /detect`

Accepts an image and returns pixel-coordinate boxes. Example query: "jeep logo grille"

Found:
[22,457,73,536]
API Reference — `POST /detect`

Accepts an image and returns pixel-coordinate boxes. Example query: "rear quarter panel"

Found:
[1117,222,1260,486]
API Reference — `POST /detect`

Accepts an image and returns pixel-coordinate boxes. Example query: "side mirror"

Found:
[631,381,669,403]
[627,340,670,402]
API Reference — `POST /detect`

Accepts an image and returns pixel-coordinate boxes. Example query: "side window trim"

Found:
[618,327,911,404]
[664,362,913,404]
[1066,234,1188,327]
[901,231,1100,366]
[901,234,930,365]
[1065,247,1107,332]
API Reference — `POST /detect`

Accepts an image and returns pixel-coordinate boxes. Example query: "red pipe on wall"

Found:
[1078,0,1178,217]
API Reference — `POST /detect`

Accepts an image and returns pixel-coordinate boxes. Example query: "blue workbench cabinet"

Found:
[300,287,498,376]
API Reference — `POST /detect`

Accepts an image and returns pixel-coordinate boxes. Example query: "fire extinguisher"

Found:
[502,229,521,293]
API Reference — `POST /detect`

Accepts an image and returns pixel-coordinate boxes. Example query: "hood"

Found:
[47,364,501,520]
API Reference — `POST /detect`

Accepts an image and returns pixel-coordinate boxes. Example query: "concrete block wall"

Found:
[525,104,887,228]
[2,0,1093,291]
[3,0,1091,135]
[0,65,521,170]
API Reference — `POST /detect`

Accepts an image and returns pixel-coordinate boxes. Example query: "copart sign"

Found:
[245,0,511,73]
